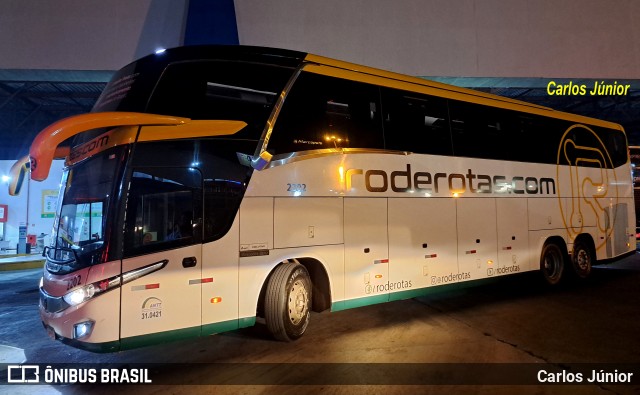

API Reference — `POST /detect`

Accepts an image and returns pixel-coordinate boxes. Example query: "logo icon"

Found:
[556,124,619,252]
[7,365,40,383]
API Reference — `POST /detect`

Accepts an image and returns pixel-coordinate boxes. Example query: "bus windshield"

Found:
[46,146,124,274]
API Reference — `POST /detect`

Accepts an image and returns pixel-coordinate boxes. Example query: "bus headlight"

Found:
[62,277,120,307]
[63,284,96,306]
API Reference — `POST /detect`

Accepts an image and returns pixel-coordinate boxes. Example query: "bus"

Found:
[10,45,634,352]
[629,146,640,236]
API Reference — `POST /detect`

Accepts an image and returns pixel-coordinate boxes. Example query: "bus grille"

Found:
[39,288,69,313]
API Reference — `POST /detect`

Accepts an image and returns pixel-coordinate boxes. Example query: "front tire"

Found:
[571,240,594,280]
[265,260,312,341]
[540,242,565,285]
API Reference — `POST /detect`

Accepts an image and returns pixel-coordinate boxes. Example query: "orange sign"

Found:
[0,204,7,222]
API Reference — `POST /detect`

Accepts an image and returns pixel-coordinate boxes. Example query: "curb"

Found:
[0,256,45,272]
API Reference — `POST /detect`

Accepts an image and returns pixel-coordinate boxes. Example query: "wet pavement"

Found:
[1,253,640,394]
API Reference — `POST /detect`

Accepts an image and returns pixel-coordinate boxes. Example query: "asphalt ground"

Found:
[1,253,640,394]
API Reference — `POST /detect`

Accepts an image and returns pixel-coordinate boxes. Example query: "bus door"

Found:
[119,167,203,346]
[344,198,389,307]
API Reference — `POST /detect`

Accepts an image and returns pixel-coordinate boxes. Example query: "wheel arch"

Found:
[297,257,332,313]
[257,256,332,318]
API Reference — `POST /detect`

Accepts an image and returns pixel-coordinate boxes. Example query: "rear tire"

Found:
[571,240,594,280]
[540,242,565,285]
[265,260,312,341]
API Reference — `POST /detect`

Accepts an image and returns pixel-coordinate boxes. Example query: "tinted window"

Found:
[268,72,384,155]
[130,139,252,244]
[557,124,628,169]
[597,127,627,168]
[512,114,548,163]
[450,100,520,160]
[147,61,294,140]
[495,112,563,164]
[47,146,126,272]
[124,167,202,257]
[381,88,452,155]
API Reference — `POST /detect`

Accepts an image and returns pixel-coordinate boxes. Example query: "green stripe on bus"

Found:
[388,281,490,301]
[332,294,389,311]
[238,316,256,328]
[120,326,201,350]
[200,316,256,336]
[332,277,508,311]
[121,317,256,350]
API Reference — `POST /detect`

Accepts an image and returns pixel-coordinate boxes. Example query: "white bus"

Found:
[629,146,640,233]
[11,46,634,352]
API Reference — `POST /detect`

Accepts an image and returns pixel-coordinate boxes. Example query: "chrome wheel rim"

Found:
[288,279,309,325]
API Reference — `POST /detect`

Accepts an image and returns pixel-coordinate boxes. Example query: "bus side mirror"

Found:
[8,156,30,196]
[251,151,273,171]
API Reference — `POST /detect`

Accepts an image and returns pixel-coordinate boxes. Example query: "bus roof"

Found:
[122,45,307,71]
[99,45,622,131]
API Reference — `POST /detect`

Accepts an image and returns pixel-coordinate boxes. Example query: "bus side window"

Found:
[269,72,384,155]
[449,101,517,161]
[203,178,245,242]
[597,127,628,168]
[123,167,202,257]
[380,88,452,155]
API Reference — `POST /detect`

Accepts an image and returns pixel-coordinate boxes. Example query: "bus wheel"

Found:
[571,240,593,280]
[540,242,564,285]
[265,260,312,341]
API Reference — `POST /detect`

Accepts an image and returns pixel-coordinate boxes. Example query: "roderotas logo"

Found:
[556,124,619,251]
[345,165,556,196]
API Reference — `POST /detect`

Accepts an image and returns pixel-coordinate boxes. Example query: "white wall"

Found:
[235,0,640,79]
[1,0,637,79]
[0,160,64,248]
[0,0,188,70]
